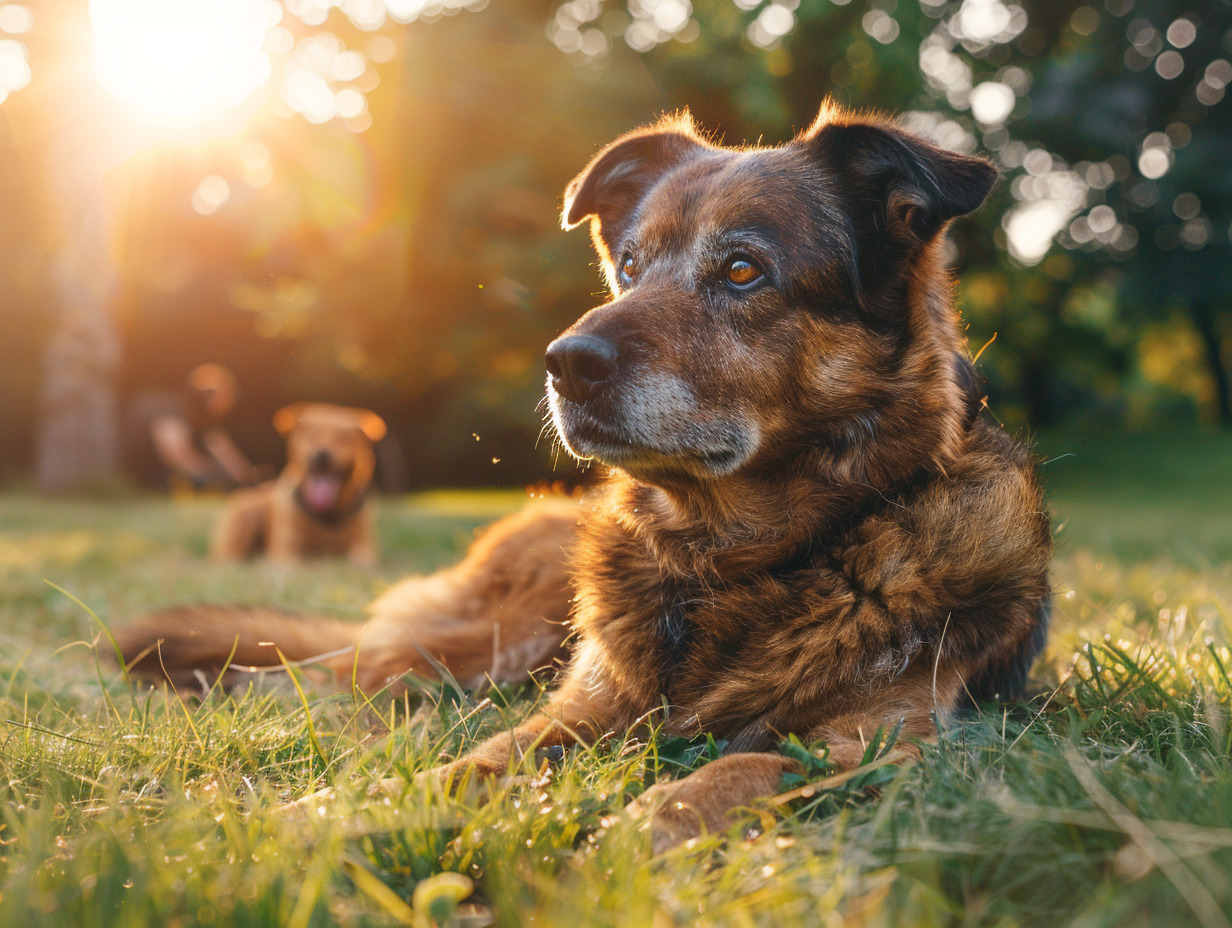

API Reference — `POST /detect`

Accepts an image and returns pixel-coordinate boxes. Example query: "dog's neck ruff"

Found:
[605,455,938,583]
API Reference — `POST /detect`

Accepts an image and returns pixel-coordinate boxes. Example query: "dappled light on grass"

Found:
[0,530,153,573]
[1,483,1231,926]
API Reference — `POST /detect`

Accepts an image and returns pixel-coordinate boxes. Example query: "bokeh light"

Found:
[0,37,30,105]
[970,80,1015,124]
[1138,133,1172,180]
[549,0,696,59]
[861,8,900,45]
[920,34,974,109]
[279,31,376,126]
[1004,159,1089,265]
[0,4,33,35]
[748,2,795,49]
[239,140,273,188]
[191,174,231,215]
[950,0,1027,48]
[1154,49,1183,80]
[1166,17,1197,49]
[0,3,31,110]
[284,0,489,30]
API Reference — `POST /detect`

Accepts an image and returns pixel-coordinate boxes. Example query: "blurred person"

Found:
[122,363,263,491]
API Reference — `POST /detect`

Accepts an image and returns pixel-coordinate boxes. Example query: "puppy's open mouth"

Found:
[297,463,355,515]
[300,473,343,512]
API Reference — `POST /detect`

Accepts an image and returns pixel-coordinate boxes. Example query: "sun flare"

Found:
[90,0,271,123]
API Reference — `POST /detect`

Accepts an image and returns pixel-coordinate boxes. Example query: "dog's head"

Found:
[273,403,387,517]
[548,103,996,490]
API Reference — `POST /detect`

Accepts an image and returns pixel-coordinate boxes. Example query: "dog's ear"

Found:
[806,112,997,241]
[273,403,307,436]
[803,107,997,310]
[563,113,709,282]
[356,410,386,443]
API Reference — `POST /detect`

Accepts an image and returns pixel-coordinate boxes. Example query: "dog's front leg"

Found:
[427,657,616,785]
[623,702,942,854]
[347,529,378,567]
[288,653,616,814]
[285,704,593,816]
[430,713,580,785]
[626,753,800,854]
[265,502,303,563]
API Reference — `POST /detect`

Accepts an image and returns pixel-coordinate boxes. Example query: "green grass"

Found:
[2,434,1231,927]
[1038,429,1232,566]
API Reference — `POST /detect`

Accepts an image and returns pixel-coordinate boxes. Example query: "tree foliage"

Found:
[1,0,1229,487]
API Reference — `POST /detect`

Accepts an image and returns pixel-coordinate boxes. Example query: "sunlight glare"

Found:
[91,0,271,123]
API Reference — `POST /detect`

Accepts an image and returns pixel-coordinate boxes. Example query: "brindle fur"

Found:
[428,103,1052,851]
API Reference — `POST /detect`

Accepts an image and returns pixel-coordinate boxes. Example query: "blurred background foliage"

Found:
[0,0,1229,490]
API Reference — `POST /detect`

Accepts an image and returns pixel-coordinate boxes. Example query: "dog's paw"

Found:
[626,753,799,854]
[278,774,410,818]
[626,781,711,855]
[278,783,341,818]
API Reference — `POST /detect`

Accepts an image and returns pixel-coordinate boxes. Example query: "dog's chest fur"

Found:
[573,512,888,748]
[568,420,1052,753]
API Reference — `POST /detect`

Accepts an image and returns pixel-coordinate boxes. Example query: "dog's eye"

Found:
[725,257,763,289]
[619,253,638,285]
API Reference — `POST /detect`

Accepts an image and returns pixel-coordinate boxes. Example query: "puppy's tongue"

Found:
[303,474,342,512]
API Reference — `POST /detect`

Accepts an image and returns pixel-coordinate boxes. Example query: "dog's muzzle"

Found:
[545,334,618,403]
[309,449,334,472]
[544,329,757,479]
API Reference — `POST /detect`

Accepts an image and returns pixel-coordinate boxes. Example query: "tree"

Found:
[1014,0,1232,424]
[7,9,134,488]
[5,0,1230,492]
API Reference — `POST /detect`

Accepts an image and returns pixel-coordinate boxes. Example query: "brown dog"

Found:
[210,403,387,565]
[115,103,1051,852]
[117,497,578,691]
[421,102,1051,848]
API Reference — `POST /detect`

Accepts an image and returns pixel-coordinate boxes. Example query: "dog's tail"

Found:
[111,606,363,689]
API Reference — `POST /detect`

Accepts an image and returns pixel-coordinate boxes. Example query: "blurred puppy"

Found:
[211,403,387,565]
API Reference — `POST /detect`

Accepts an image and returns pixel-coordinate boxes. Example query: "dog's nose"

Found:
[545,334,618,402]
[309,449,333,471]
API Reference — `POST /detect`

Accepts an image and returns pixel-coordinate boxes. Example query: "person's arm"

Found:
[149,415,217,483]
[200,428,258,485]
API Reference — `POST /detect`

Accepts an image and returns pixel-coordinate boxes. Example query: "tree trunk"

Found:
[34,267,121,491]
[1191,299,1232,427]
[24,13,164,490]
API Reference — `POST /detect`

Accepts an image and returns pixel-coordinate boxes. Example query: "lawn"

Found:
[1,430,1231,927]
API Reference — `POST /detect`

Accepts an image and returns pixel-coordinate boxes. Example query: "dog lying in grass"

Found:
[115,102,1052,851]
[118,495,579,692]
[210,403,388,565]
